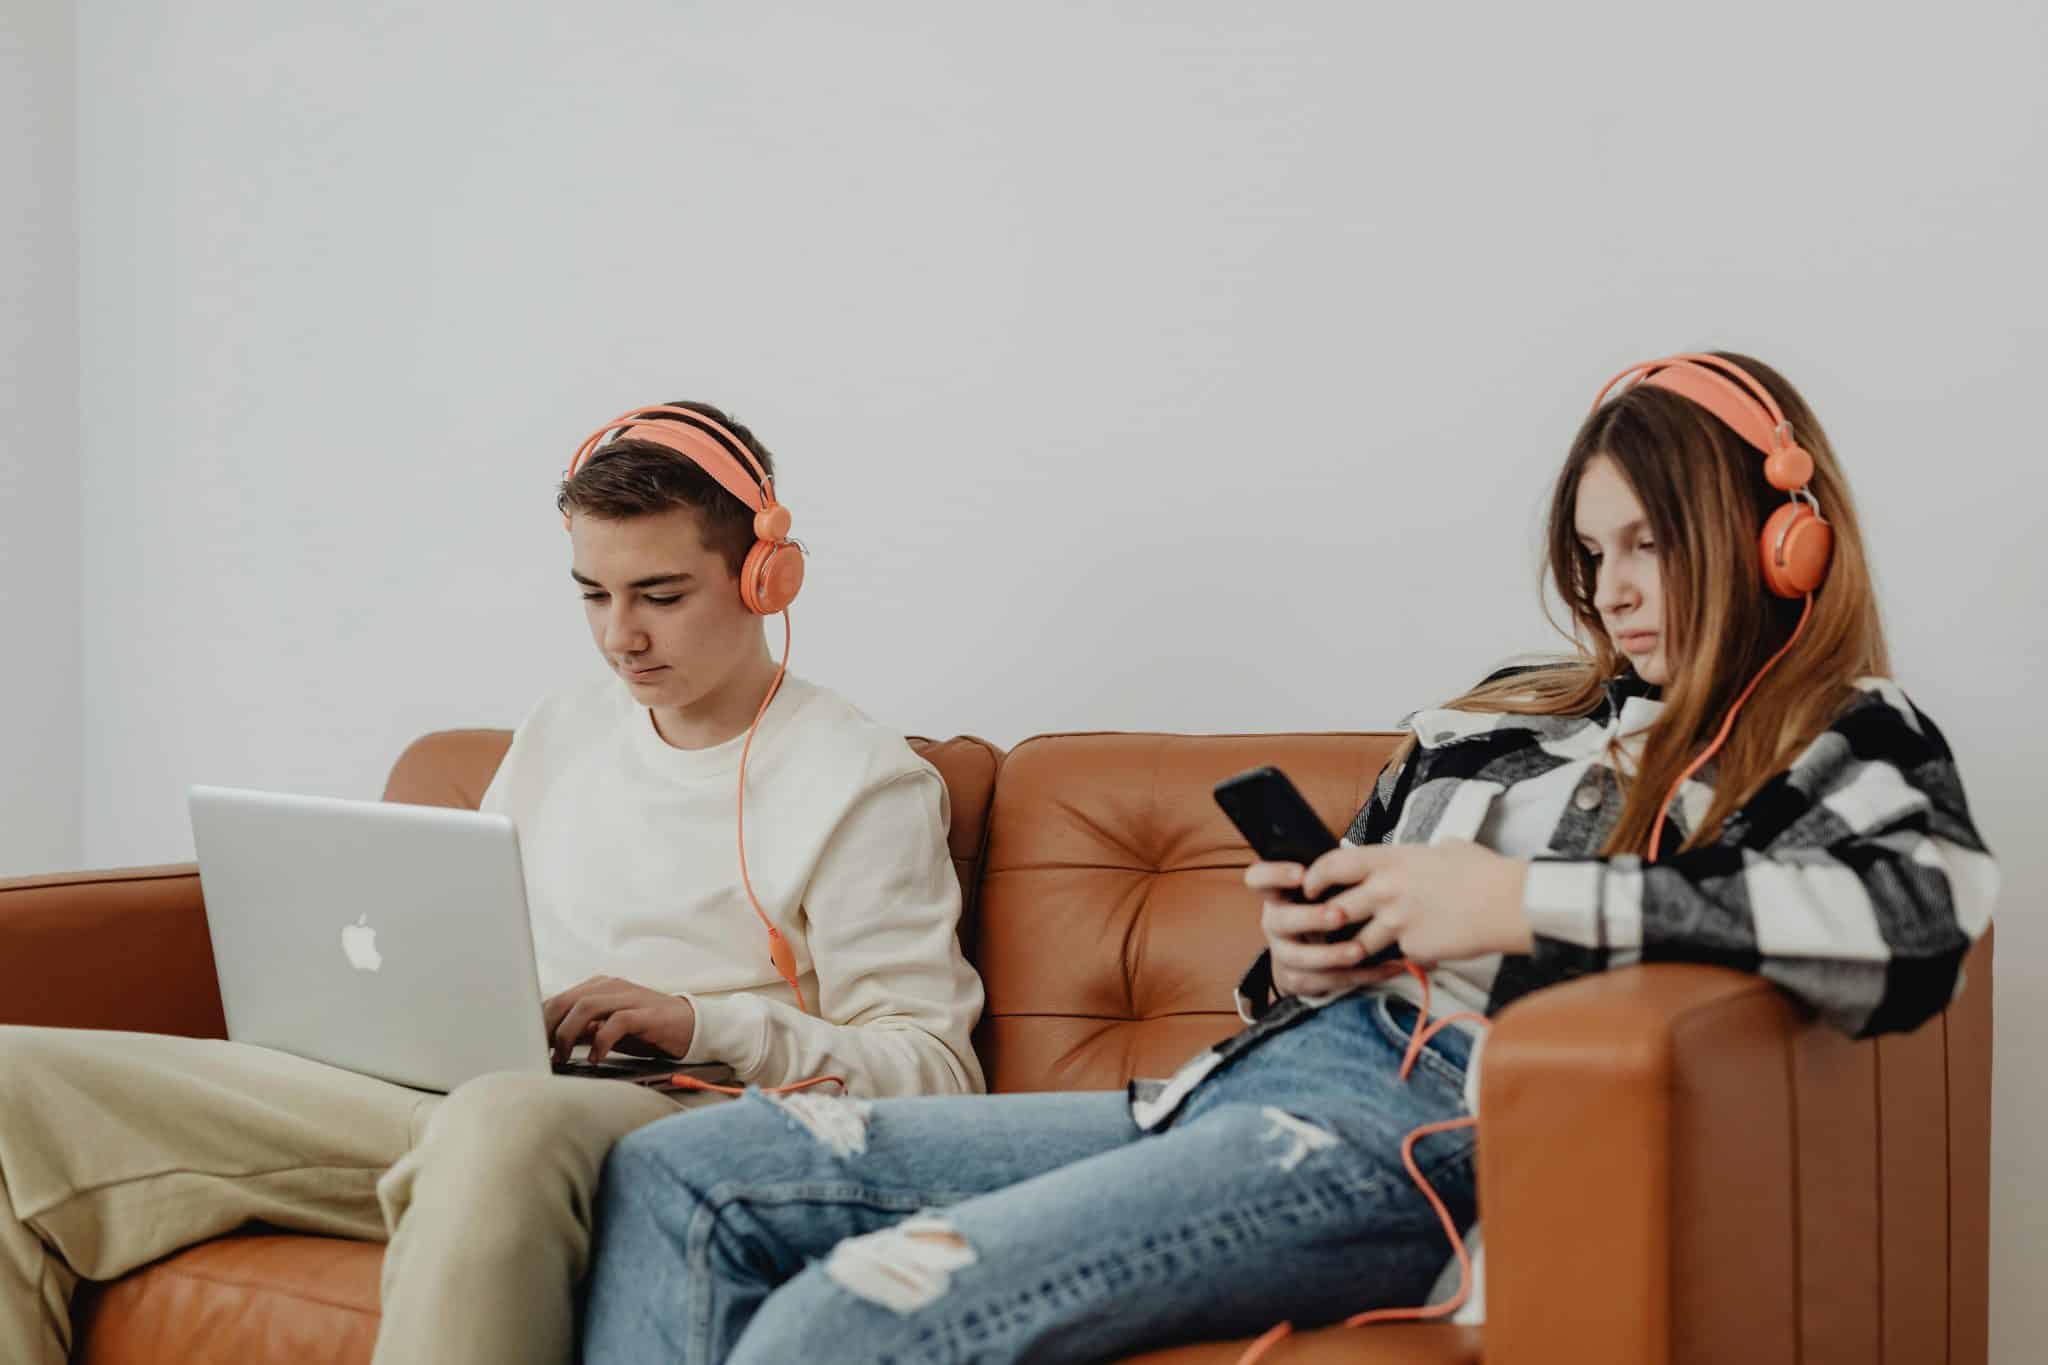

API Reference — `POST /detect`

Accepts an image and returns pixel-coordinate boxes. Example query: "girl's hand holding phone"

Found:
[1248,843,1534,997]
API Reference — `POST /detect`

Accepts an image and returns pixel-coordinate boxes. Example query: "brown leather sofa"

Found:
[0,728,1992,1364]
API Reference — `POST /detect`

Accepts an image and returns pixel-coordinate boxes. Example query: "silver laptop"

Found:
[189,785,726,1094]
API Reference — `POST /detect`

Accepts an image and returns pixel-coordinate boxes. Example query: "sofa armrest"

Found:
[1477,963,1805,1365]
[0,864,226,1038]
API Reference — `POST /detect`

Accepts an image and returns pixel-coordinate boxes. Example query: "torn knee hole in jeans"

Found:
[763,1090,873,1158]
[1261,1106,1340,1172]
[825,1216,977,1314]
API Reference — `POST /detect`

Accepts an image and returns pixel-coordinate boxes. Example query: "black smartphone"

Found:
[1212,765,1401,963]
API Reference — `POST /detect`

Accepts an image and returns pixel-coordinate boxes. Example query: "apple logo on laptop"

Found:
[341,915,383,973]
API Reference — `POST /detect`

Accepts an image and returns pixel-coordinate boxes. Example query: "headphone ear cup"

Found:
[742,540,805,615]
[1760,503,1833,597]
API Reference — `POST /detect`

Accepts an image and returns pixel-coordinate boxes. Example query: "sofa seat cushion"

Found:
[1123,1321,1481,1363]
[72,1231,1479,1365]
[76,1234,382,1365]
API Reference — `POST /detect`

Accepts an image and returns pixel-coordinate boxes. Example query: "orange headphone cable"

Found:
[738,609,805,1012]
[1646,592,1814,862]
[660,1070,845,1098]
[650,610,850,1098]
[1237,963,1489,1364]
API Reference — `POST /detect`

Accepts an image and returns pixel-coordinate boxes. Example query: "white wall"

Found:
[57,0,2048,1352]
[0,0,80,878]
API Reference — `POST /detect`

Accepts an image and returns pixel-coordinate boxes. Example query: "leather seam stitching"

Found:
[136,1263,379,1319]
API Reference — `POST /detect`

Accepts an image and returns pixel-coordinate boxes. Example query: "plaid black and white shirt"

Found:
[1132,670,1999,1131]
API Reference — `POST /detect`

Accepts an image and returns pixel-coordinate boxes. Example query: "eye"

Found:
[644,594,684,606]
[580,591,609,603]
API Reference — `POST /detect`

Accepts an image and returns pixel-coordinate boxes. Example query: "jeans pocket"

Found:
[1366,992,1470,1100]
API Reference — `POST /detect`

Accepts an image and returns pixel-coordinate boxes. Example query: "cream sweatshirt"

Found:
[480,674,985,1098]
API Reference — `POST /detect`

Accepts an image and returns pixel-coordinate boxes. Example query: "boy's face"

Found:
[568,506,760,713]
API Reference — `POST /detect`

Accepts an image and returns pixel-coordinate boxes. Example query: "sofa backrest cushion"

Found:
[380,729,1005,919]
[970,731,1400,1094]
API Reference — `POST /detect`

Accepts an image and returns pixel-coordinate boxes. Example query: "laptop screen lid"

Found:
[189,785,557,1092]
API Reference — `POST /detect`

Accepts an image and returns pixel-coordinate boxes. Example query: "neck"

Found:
[649,640,782,751]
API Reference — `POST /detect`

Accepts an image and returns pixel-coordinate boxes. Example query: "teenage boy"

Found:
[0,401,985,1365]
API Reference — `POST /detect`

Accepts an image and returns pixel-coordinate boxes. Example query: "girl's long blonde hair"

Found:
[1401,351,1888,855]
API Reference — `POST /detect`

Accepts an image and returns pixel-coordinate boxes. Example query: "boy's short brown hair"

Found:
[555,401,777,577]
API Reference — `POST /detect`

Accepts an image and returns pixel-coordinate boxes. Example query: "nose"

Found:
[1593,556,1639,621]
[601,602,648,658]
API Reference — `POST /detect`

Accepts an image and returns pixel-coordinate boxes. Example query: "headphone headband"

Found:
[1591,353,1795,460]
[1587,351,1832,601]
[562,401,804,616]
[566,405,777,512]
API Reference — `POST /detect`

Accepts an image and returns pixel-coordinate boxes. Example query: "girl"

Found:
[578,353,1997,1364]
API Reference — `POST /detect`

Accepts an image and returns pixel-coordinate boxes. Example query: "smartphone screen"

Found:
[1212,765,1342,902]
[1212,765,1402,962]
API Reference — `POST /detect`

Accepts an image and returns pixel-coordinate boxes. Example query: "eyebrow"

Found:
[569,570,696,589]
[1575,518,1650,544]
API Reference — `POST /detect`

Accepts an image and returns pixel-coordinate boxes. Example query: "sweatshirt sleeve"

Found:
[680,766,986,1097]
[1521,684,1999,1037]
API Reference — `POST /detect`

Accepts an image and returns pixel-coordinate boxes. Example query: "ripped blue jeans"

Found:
[581,991,1476,1364]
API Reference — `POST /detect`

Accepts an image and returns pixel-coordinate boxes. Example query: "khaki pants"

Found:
[0,1025,714,1365]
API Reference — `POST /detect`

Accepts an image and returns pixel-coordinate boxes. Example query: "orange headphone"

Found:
[1589,353,1832,860]
[563,404,811,1011]
[1591,352,1833,597]
[565,404,807,614]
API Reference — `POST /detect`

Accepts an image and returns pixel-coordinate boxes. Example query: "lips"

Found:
[1616,631,1658,653]
[623,665,669,681]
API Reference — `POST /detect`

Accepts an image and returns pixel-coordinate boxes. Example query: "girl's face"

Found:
[1575,455,1671,685]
